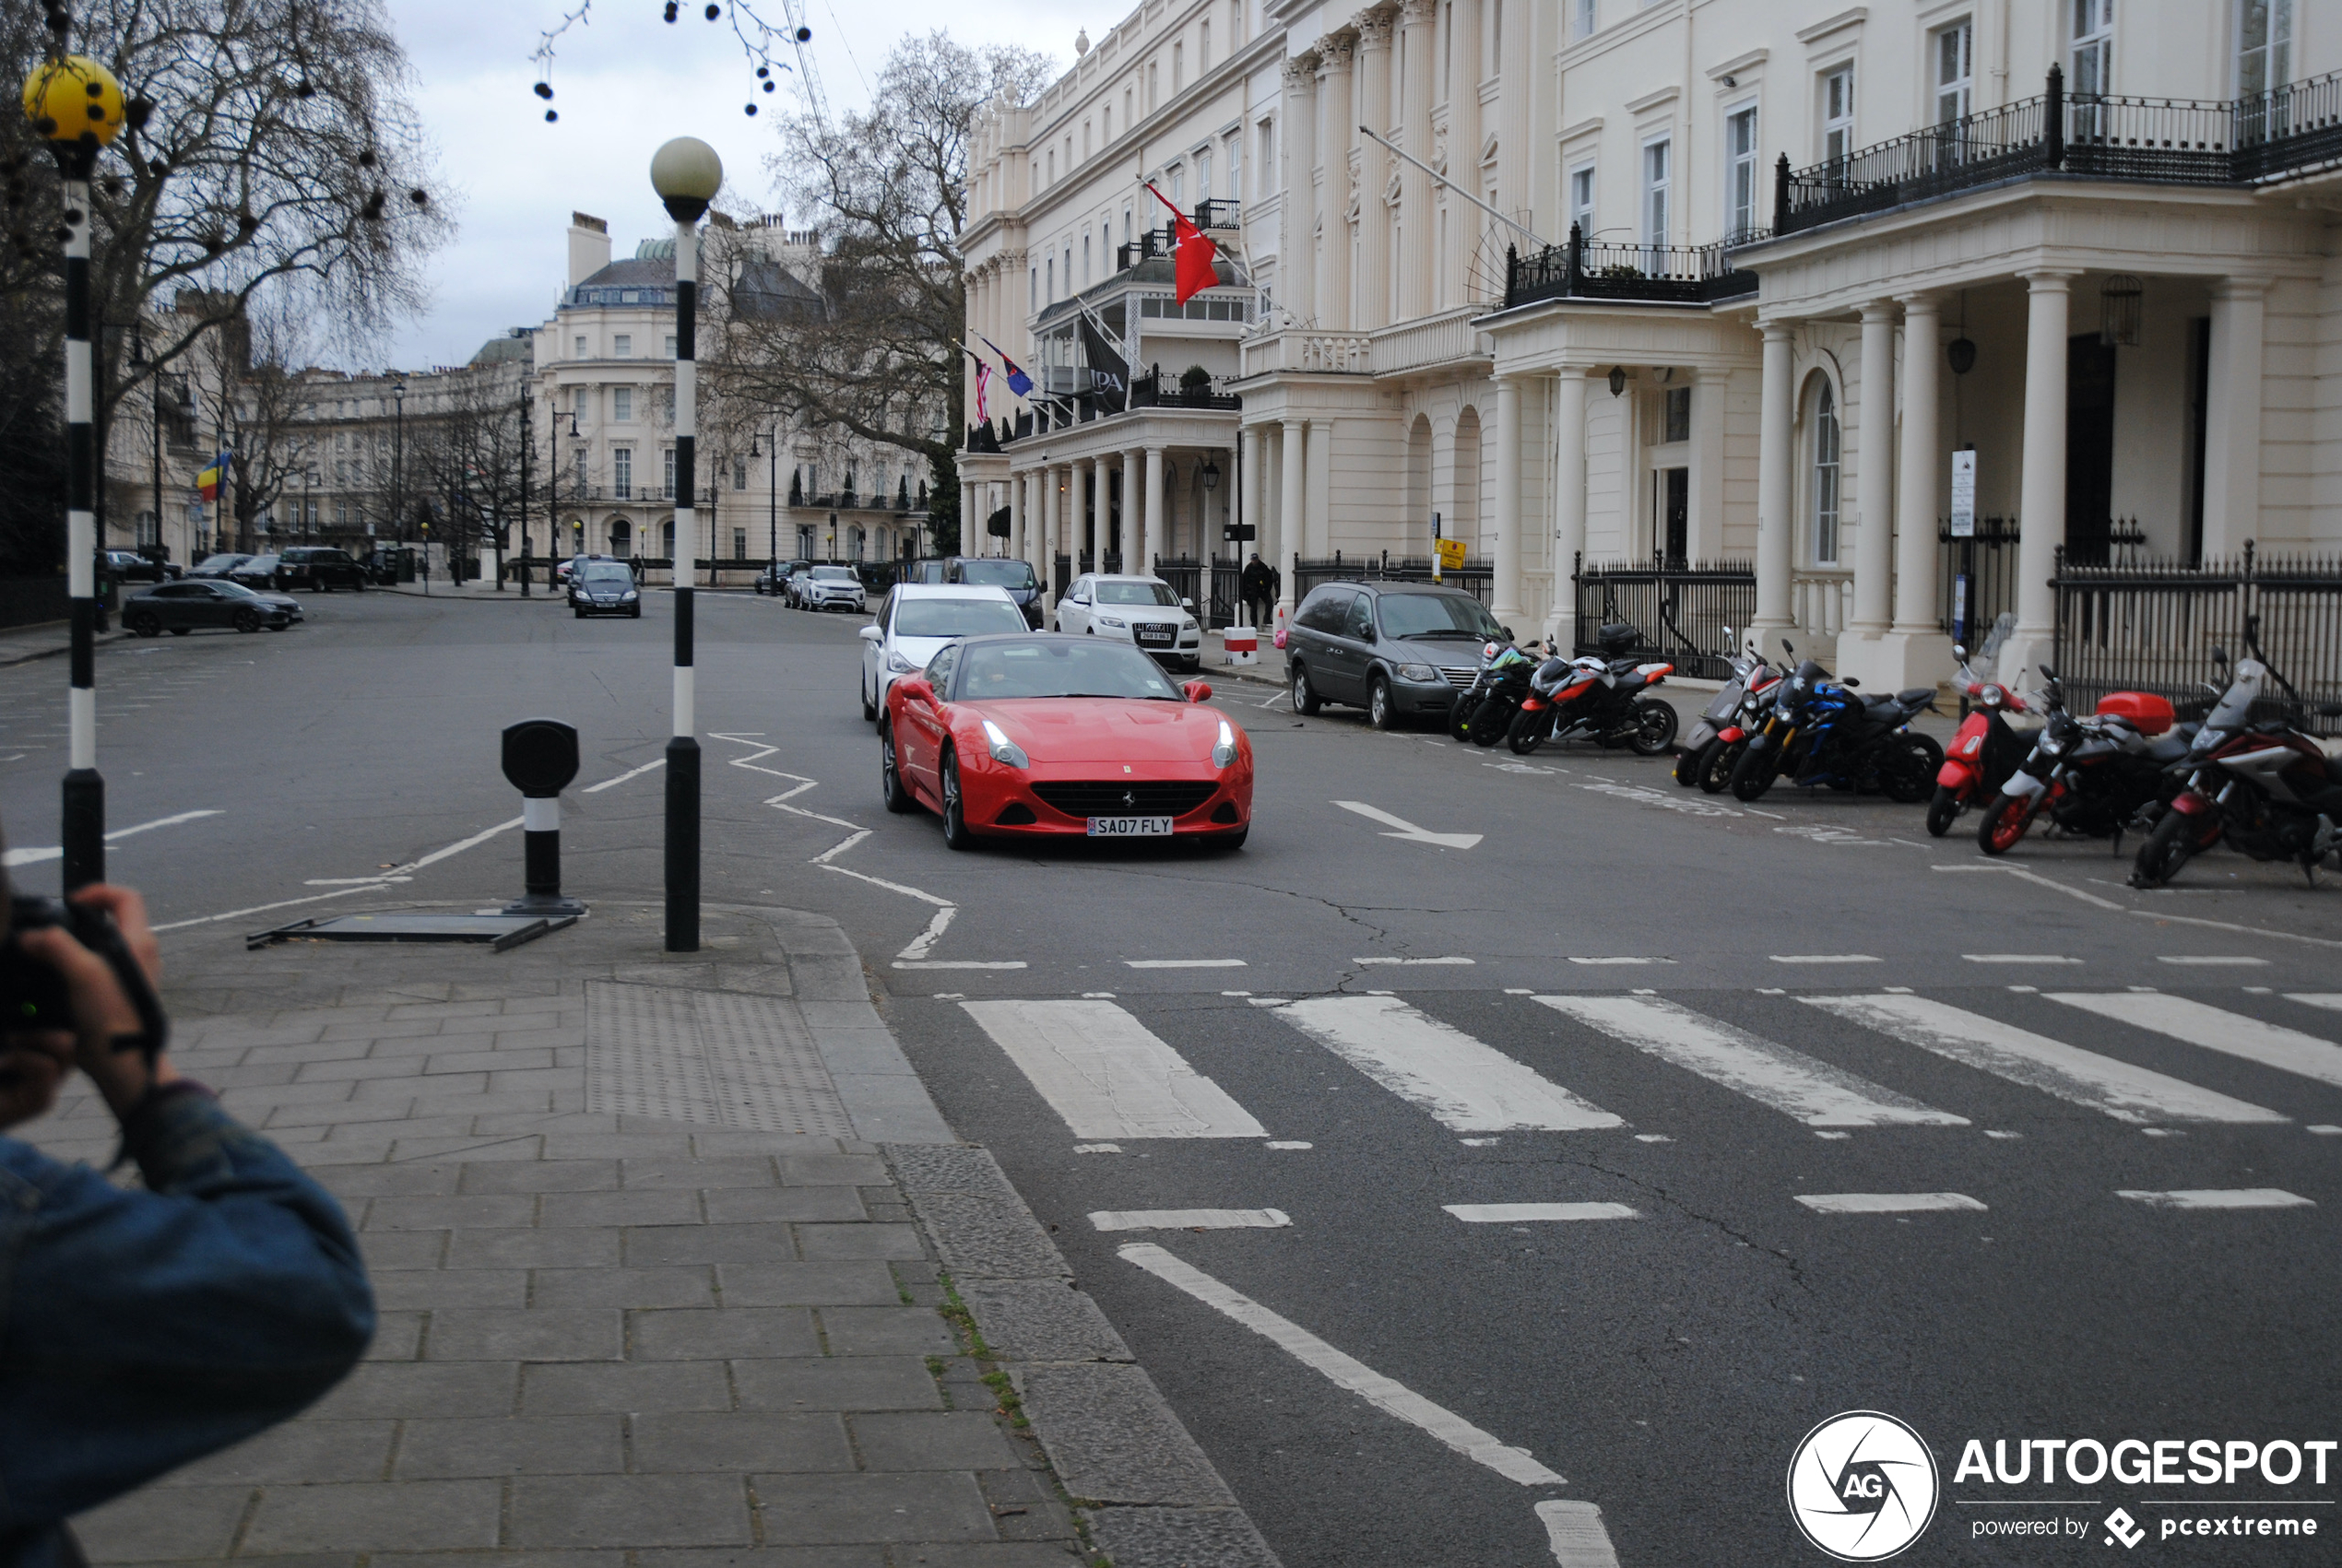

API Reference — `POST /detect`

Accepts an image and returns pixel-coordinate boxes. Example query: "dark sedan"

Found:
[570,560,643,619]
[227,553,283,590]
[186,552,250,580]
[123,579,298,635]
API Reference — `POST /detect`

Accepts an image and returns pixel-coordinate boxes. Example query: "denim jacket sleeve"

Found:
[0,1088,375,1532]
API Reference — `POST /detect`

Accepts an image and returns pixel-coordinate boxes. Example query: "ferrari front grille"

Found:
[1031,781,1217,818]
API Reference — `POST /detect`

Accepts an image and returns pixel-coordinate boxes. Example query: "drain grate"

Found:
[586,981,856,1136]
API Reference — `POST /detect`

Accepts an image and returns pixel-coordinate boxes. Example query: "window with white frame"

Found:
[1170,165,1185,205]
[1046,256,1054,303]
[1641,136,1671,249]
[665,334,677,357]
[1199,148,1213,199]
[574,336,587,358]
[1173,42,1184,92]
[1811,383,1840,564]
[1573,0,1595,40]
[1031,267,1038,311]
[1934,19,1974,123]
[2072,0,2113,96]
[1724,104,1758,239]
[2237,0,2289,97]
[1200,19,1211,71]
[612,447,633,500]
[1082,233,1091,285]
[1821,65,1855,163]
[1568,162,1595,240]
[611,386,633,422]
[663,447,675,499]
[613,334,632,357]
[734,458,748,490]
[1227,132,1242,199]
[1256,121,1273,195]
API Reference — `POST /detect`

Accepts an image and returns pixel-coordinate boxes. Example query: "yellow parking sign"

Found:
[1435,536,1467,571]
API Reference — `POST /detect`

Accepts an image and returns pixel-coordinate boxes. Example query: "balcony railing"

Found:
[1130,368,1241,411]
[1194,198,1242,231]
[1502,226,1758,311]
[1116,228,1175,271]
[1776,65,2342,236]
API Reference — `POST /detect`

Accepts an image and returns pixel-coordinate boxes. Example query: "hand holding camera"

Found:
[0,885,174,1128]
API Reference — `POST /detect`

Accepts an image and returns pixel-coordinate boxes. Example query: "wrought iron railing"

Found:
[1116,228,1176,270]
[1292,553,1496,611]
[1194,199,1242,230]
[1778,65,2342,235]
[1938,519,2020,649]
[1130,369,1242,410]
[1572,555,1757,681]
[1503,226,1757,311]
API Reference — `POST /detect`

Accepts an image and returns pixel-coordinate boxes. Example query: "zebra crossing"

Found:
[954,987,2342,1218]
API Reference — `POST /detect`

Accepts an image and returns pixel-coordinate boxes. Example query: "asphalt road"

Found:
[5,587,2338,1567]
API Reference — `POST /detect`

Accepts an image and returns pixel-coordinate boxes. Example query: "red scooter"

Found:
[1927,645,2033,837]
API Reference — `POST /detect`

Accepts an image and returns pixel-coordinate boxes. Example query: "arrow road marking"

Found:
[1333,800,1482,849]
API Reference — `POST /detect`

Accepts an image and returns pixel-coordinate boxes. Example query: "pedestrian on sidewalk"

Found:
[0,864,374,1568]
[1240,551,1274,631]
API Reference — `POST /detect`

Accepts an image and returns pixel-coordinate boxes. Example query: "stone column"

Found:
[1306,419,1334,557]
[2202,279,2267,560]
[1239,425,1262,575]
[1280,417,1309,601]
[1143,445,1166,572]
[1752,323,1797,641]
[1443,0,1483,312]
[1398,0,1437,321]
[1354,14,1395,330]
[2003,270,2076,684]
[1070,460,1089,576]
[1009,468,1026,561]
[1547,369,1588,648]
[1039,462,1059,603]
[1316,38,1356,329]
[1850,302,1898,642]
[1122,448,1143,566]
[1282,58,1319,325]
[1881,293,1952,687]
[1491,373,1524,626]
[1688,368,1726,565]
[1090,456,1109,565]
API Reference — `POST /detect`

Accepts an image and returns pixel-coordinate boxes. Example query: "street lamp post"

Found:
[518,383,531,595]
[392,377,408,546]
[651,136,722,954]
[24,53,126,890]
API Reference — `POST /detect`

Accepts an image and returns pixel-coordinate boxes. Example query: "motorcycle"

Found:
[1971,669,2188,856]
[1729,643,1943,804]
[2129,630,2342,888]
[1675,630,1784,791]
[1506,622,1676,756]
[1449,639,1545,747]
[1927,646,2035,836]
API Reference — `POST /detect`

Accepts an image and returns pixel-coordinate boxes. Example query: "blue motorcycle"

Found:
[1727,643,1942,804]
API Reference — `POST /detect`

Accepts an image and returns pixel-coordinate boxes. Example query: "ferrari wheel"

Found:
[879,722,914,814]
[940,749,975,851]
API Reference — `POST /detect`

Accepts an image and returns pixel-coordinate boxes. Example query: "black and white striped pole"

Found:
[25,53,127,892]
[651,137,721,954]
[500,720,585,918]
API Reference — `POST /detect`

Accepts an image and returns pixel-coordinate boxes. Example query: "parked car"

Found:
[754,560,806,596]
[101,549,167,584]
[940,557,1045,628]
[228,553,283,590]
[186,552,251,580]
[570,559,643,619]
[121,579,298,635]
[273,545,368,592]
[857,584,1027,720]
[1285,582,1512,730]
[784,564,817,607]
[1055,574,1204,672]
[800,564,866,613]
[901,560,951,586]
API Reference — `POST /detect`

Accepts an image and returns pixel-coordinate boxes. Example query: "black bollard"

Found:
[666,586,699,951]
[501,720,586,918]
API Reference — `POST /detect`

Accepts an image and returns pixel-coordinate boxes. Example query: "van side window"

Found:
[1343,594,1374,640]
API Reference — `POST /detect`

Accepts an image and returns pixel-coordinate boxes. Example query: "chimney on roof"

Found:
[568,212,611,288]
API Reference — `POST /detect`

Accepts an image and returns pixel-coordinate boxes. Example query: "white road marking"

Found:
[1770,954,1880,964]
[1539,994,1965,1127]
[396,816,526,874]
[1356,956,1474,966]
[1804,994,2283,1126]
[2293,996,2342,1017]
[2116,1188,2313,1210]
[820,864,1028,971]
[1277,995,1623,1132]
[2124,908,2342,950]
[961,999,1266,1139]
[1331,799,1483,849]
[152,882,390,933]
[1091,1208,1291,1232]
[1634,1134,1674,1143]
[1537,1500,1625,1568]
[1118,1242,1567,1486]
[1796,1192,1988,1214]
[1126,958,1248,969]
[1934,862,2125,909]
[2158,955,2269,966]
[1266,1140,1314,1149]
[1445,1202,1641,1222]
[304,876,412,886]
[1963,954,2083,964]
[1566,956,1672,966]
[3,808,225,867]
[2048,992,2342,1091]
[581,756,667,792]
[809,830,870,864]
[1073,1143,1123,1154]
[2308,1125,2342,1136]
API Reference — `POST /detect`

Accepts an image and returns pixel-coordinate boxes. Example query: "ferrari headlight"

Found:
[1097,615,1127,629]
[1212,717,1237,770]
[1398,662,1440,682]
[888,651,917,673]
[981,717,1028,768]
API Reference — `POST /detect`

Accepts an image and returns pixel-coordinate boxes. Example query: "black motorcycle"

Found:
[1676,632,1783,791]
[1729,643,1942,804]
[1449,641,1544,747]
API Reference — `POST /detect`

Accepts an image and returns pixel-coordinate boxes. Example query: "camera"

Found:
[1,894,168,1062]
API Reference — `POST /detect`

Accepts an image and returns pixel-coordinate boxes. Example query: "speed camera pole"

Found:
[652,136,721,953]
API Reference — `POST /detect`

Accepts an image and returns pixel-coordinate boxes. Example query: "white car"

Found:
[802,564,867,613]
[858,584,1029,720]
[1055,573,1205,672]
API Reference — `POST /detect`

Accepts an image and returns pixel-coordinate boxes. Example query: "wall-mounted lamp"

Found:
[1946,338,1977,375]
[1607,366,1627,397]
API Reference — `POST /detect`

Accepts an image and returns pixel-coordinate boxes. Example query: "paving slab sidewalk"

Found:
[18,899,1276,1568]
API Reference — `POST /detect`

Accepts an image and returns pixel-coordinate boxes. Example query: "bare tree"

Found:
[716,31,1051,555]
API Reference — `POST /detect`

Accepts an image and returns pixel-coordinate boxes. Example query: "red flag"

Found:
[1145,182,1219,305]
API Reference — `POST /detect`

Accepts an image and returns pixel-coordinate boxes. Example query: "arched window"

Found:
[1811,383,1841,564]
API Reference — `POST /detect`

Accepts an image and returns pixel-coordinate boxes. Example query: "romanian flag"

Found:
[197,452,231,502]
[1144,182,1220,305]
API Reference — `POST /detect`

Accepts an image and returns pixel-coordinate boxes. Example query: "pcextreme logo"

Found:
[1788,1411,1943,1562]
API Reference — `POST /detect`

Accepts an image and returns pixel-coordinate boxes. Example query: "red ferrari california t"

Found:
[880,633,1253,850]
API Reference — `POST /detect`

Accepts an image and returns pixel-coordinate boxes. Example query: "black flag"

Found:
[1078,312,1130,415]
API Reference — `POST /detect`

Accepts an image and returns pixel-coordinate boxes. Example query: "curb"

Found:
[0,625,124,669]
[888,1142,1283,1568]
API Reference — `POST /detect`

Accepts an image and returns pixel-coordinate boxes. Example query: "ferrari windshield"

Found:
[1095,580,1180,607]
[1378,592,1505,640]
[956,639,1183,701]
[894,598,1028,638]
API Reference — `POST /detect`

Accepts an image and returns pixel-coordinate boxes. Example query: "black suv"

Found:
[1285,582,1514,730]
[274,546,369,591]
[940,557,1044,628]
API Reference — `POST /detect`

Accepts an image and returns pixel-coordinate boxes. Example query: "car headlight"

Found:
[621,590,638,601]
[888,651,917,673]
[1398,662,1440,682]
[1181,617,1198,631]
[1212,717,1238,770]
[981,717,1028,768]
[1097,615,1127,629]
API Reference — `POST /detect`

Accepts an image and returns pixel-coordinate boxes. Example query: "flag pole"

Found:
[1357,125,1550,249]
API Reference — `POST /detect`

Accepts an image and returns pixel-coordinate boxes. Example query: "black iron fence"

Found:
[1293,553,1496,612]
[2052,542,2342,736]
[1571,556,1758,681]
[1504,226,1757,311]
[1130,369,1243,411]
[1938,520,2021,648]
[1779,65,2342,235]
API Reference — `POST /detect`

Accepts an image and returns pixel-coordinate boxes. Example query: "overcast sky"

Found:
[369,0,1095,372]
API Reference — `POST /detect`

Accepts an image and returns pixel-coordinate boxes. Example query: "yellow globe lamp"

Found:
[22,54,125,149]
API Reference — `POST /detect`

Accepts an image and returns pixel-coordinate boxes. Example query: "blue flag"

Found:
[979,335,1035,397]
